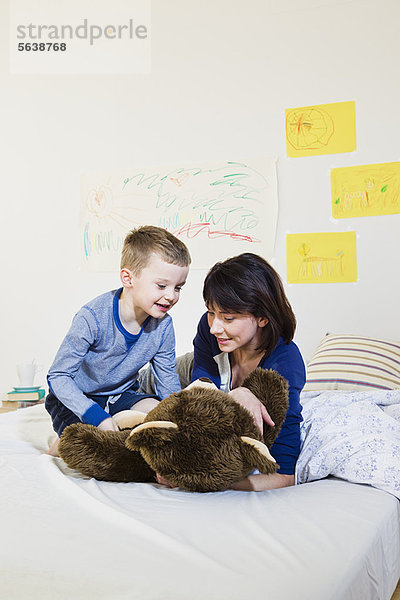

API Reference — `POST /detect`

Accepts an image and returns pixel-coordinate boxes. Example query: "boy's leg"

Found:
[130,397,160,413]
[45,391,80,457]
[110,389,160,429]
[112,395,160,430]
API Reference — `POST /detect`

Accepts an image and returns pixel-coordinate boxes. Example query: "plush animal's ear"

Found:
[240,436,278,474]
[126,420,178,451]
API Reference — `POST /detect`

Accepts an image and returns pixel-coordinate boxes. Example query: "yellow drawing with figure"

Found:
[286,231,357,284]
[331,161,400,218]
[285,100,356,158]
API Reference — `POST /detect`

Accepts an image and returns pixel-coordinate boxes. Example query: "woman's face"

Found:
[207,305,268,354]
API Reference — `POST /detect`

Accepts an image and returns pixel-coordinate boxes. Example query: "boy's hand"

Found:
[97,417,119,432]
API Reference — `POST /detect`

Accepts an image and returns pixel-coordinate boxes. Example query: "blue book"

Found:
[6,388,46,402]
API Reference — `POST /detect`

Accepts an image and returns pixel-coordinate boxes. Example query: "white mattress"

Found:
[0,404,399,600]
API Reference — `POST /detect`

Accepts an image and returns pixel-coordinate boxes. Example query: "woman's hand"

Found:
[228,387,274,434]
[97,417,119,432]
[155,473,174,487]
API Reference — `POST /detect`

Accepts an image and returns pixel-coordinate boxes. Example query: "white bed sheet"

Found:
[1,404,399,600]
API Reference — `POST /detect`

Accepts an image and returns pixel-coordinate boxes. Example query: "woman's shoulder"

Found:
[262,339,306,387]
[271,338,304,360]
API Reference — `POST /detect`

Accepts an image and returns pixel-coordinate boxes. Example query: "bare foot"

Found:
[46,437,60,457]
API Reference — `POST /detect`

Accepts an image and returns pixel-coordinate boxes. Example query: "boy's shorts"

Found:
[45,388,160,437]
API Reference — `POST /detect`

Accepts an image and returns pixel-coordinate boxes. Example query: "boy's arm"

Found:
[149,319,181,399]
[47,310,110,427]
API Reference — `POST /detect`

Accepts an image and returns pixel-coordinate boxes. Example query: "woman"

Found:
[191,253,306,491]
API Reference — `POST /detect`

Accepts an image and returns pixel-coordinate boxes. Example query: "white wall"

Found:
[1,0,400,392]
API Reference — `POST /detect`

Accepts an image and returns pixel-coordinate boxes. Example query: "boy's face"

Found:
[122,253,189,320]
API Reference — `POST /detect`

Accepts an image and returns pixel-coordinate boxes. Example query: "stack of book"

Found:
[2,387,46,410]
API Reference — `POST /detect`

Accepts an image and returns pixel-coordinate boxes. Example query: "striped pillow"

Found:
[304,334,400,391]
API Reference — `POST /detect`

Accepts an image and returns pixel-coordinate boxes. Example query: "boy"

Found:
[46,226,191,456]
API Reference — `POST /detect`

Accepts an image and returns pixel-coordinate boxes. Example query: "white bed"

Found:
[1,400,399,600]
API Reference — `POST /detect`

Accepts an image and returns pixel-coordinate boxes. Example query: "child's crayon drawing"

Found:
[331,161,400,218]
[285,101,356,158]
[286,231,357,283]
[81,159,278,270]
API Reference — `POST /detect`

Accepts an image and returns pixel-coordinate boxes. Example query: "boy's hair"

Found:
[120,226,191,274]
[203,253,296,356]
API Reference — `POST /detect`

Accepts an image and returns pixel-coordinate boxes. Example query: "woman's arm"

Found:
[264,343,306,475]
[156,472,294,491]
[230,472,294,491]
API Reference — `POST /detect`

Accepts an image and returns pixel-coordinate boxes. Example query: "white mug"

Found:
[17,362,43,387]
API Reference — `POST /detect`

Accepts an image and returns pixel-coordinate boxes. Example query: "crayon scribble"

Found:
[83,223,124,259]
[172,222,260,242]
[81,160,277,269]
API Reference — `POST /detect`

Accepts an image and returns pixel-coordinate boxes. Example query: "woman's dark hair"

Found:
[203,253,296,355]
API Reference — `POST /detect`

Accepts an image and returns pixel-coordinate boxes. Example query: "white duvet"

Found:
[296,389,400,498]
[1,403,400,599]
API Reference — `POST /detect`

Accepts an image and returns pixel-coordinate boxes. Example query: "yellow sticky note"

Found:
[286,232,357,283]
[285,101,356,158]
[331,161,400,218]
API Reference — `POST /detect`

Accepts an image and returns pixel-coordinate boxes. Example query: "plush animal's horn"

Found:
[240,436,276,463]
[129,420,178,436]
[113,410,147,430]
[185,378,217,391]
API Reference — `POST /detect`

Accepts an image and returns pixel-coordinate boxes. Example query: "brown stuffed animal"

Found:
[58,368,289,492]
